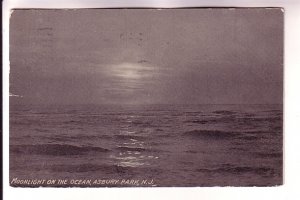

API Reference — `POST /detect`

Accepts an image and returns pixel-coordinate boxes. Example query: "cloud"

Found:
[10,9,283,105]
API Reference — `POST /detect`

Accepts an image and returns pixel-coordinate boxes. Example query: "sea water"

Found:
[9,104,283,186]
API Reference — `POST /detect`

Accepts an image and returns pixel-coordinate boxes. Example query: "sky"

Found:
[9,8,283,105]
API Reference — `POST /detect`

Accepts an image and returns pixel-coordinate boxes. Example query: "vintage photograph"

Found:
[9,8,283,187]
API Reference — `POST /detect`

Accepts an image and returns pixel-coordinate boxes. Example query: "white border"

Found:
[3,0,300,200]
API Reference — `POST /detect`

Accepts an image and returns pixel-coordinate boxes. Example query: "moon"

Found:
[111,62,155,80]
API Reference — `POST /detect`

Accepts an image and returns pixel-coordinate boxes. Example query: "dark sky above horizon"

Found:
[10,8,283,105]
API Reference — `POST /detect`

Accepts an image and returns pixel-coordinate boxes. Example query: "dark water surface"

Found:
[10,104,283,187]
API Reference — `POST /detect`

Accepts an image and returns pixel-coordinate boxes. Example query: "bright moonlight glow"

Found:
[111,62,153,80]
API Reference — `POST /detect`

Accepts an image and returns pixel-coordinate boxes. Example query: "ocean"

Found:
[9,104,283,187]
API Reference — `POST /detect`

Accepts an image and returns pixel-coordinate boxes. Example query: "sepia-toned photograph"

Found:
[9,8,283,187]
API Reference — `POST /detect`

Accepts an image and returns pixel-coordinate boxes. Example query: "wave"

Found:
[185,150,198,154]
[114,134,146,140]
[44,134,113,143]
[11,163,135,174]
[255,152,282,158]
[236,116,282,123]
[130,120,156,128]
[197,165,277,176]
[72,134,113,140]
[213,110,236,115]
[49,163,130,173]
[10,144,109,156]
[184,130,238,140]
[116,146,148,152]
[261,109,282,113]
[23,162,162,175]
[236,135,259,141]
[184,119,218,124]
[33,128,52,133]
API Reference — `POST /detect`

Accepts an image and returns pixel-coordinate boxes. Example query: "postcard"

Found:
[9,8,283,187]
